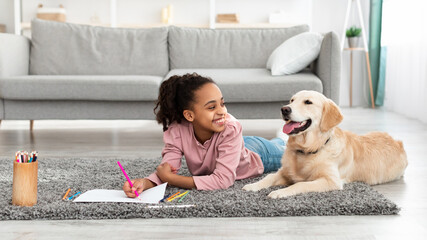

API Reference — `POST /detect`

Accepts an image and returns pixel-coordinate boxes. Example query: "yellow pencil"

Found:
[166,191,181,201]
[168,191,189,202]
[62,188,71,200]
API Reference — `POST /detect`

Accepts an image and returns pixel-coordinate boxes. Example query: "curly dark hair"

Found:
[154,73,215,131]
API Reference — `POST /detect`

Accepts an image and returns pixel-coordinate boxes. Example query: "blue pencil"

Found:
[160,193,171,202]
[68,191,81,200]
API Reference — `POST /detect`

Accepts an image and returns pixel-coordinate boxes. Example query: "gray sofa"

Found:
[0,19,340,124]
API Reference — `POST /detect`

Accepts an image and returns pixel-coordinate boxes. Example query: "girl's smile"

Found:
[213,117,226,126]
[183,83,227,144]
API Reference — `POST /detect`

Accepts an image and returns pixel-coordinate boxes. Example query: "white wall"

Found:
[13,0,312,26]
[0,0,372,107]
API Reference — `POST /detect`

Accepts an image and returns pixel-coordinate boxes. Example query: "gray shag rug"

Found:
[0,157,400,220]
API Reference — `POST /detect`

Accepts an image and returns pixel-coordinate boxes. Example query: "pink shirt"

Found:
[146,114,264,190]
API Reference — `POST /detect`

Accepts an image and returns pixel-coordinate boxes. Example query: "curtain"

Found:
[382,0,427,123]
[368,0,385,106]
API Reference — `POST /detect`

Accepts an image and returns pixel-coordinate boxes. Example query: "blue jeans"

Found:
[243,136,286,173]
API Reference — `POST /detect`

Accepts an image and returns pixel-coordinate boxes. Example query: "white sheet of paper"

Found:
[73,183,167,204]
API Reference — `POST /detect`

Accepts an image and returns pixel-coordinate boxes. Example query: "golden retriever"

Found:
[243,90,408,198]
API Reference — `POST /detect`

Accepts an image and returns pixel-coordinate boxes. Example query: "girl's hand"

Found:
[170,164,178,174]
[156,163,176,182]
[123,178,145,198]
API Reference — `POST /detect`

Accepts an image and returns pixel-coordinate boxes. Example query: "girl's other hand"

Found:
[170,164,178,174]
[156,163,175,182]
[123,178,145,198]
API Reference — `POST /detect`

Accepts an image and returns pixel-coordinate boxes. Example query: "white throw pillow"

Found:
[266,32,324,76]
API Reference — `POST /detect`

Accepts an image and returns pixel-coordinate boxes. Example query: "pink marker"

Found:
[117,161,140,198]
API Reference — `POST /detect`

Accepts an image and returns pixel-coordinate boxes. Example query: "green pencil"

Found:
[178,191,189,202]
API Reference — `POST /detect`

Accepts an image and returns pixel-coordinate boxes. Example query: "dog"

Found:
[243,90,408,199]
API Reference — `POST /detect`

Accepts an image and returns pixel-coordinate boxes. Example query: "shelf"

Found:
[16,0,304,34]
[21,21,298,30]
[15,0,216,34]
[21,21,210,29]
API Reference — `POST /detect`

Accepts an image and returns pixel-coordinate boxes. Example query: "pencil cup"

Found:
[12,161,38,206]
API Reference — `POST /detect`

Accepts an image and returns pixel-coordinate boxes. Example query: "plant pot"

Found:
[347,37,360,48]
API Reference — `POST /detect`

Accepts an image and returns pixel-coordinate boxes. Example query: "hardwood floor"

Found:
[0,108,426,239]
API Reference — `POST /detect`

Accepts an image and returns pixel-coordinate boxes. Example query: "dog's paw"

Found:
[268,189,293,199]
[242,183,262,192]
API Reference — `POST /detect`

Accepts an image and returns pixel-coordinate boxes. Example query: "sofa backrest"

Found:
[29,19,169,76]
[168,25,309,69]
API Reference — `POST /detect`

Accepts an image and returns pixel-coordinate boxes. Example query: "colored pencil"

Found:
[117,161,140,198]
[14,150,38,163]
[68,191,81,200]
[29,151,34,162]
[62,188,71,200]
[166,191,180,201]
[168,191,189,202]
[160,193,171,202]
[178,191,190,202]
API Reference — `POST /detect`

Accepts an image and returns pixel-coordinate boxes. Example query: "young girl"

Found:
[123,73,286,196]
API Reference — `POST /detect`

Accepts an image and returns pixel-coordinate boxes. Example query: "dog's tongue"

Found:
[283,122,300,134]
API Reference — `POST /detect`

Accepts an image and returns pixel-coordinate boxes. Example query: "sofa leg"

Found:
[30,120,34,131]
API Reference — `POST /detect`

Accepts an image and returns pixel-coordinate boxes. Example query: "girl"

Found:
[123,73,285,196]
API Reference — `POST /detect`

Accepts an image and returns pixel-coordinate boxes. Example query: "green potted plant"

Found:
[346,26,362,48]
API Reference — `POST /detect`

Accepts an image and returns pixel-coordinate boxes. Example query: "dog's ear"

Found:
[320,99,343,132]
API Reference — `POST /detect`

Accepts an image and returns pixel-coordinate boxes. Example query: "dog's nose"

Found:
[281,106,292,116]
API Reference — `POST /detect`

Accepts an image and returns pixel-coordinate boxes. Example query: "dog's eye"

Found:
[290,99,294,103]
[305,100,313,105]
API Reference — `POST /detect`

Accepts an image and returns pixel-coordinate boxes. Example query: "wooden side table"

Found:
[344,47,375,108]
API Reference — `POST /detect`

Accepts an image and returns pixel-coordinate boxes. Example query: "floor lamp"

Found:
[341,0,375,109]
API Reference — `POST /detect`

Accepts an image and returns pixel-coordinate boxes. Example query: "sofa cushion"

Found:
[267,32,323,75]
[165,69,323,103]
[168,25,309,69]
[0,75,162,101]
[30,19,169,76]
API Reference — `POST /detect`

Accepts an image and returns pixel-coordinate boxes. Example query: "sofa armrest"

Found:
[0,33,30,77]
[312,31,341,104]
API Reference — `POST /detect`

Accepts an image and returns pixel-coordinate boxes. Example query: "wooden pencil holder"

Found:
[12,161,38,206]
